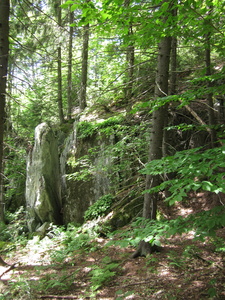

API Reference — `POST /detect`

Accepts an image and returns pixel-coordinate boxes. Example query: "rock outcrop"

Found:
[26,121,114,230]
[26,123,62,232]
[25,118,143,231]
[62,130,113,225]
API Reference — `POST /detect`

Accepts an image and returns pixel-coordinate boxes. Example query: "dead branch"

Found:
[0,263,18,279]
[39,296,79,299]
[182,102,211,133]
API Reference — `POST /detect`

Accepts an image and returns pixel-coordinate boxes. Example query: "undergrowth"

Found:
[84,194,114,221]
[108,205,225,249]
[90,256,120,291]
[141,144,225,205]
[0,203,224,299]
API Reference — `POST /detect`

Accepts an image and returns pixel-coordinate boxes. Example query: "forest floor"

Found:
[0,194,225,300]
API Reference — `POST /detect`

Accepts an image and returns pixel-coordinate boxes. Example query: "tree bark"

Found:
[79,23,89,110]
[205,7,216,147]
[124,26,135,105]
[0,0,10,223]
[170,37,177,96]
[57,46,64,123]
[57,0,64,124]
[124,0,135,109]
[132,36,171,258]
[67,10,74,120]
[143,36,171,219]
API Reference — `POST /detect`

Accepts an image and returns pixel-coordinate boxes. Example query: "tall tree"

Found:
[0,0,10,223]
[79,22,89,110]
[132,35,172,258]
[205,3,216,146]
[132,2,172,258]
[56,0,65,123]
[67,10,74,119]
[124,0,135,107]
[143,36,172,220]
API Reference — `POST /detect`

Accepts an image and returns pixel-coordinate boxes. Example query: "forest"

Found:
[0,0,225,299]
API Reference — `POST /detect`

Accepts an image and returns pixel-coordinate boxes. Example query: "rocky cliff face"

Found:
[26,123,62,232]
[26,121,114,231]
[62,131,114,224]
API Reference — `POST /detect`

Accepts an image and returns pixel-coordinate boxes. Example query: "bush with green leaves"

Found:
[48,223,102,263]
[108,204,225,249]
[68,117,150,197]
[77,115,125,139]
[84,194,114,221]
[67,116,149,190]
[0,207,28,245]
[141,144,225,205]
[4,138,27,211]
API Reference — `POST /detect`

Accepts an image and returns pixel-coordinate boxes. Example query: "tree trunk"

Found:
[163,36,176,157]
[144,36,172,218]
[124,0,135,109]
[67,10,74,120]
[132,36,171,258]
[125,32,135,97]
[0,0,10,223]
[57,0,64,124]
[57,46,64,123]
[170,37,177,96]
[79,23,89,110]
[205,5,216,146]
[124,27,135,113]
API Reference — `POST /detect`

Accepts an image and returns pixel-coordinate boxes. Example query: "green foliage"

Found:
[39,271,77,292]
[74,117,149,186]
[108,205,225,249]
[77,121,97,139]
[115,291,135,300]
[48,223,102,263]
[64,232,93,252]
[214,237,225,253]
[4,139,27,210]
[8,276,32,300]
[89,257,119,291]
[77,115,125,139]
[141,145,225,205]
[168,251,185,269]
[132,69,225,114]
[0,207,28,245]
[207,279,217,298]
[7,267,77,299]
[84,194,114,221]
[66,155,94,182]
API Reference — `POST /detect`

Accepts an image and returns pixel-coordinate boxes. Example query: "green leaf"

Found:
[60,0,74,9]
[71,3,79,11]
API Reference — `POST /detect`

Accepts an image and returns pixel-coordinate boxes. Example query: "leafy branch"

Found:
[141,145,225,205]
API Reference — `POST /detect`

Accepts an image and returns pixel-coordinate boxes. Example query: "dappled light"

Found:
[0,210,224,298]
[0,0,225,298]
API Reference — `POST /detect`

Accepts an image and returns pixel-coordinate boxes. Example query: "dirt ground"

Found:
[0,193,225,299]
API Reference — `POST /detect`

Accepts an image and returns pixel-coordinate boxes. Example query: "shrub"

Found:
[84,194,114,221]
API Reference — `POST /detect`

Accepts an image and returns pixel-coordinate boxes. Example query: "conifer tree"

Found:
[0,0,10,222]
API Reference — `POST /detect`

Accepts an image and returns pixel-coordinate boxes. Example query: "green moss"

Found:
[77,115,125,139]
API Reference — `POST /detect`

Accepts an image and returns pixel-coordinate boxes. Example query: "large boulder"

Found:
[26,123,62,232]
[62,130,113,225]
